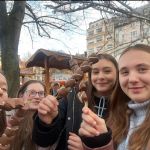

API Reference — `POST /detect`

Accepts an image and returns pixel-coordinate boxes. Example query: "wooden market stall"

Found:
[26,49,86,94]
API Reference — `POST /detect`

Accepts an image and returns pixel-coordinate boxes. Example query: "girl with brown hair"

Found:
[10,80,46,150]
[79,44,150,150]
[32,53,118,150]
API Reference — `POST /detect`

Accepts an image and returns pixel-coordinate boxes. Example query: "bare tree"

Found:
[45,1,150,21]
[0,1,79,97]
[0,1,25,97]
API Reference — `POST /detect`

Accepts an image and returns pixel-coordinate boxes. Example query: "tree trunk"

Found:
[0,1,26,97]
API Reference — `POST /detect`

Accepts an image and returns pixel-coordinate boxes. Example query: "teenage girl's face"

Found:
[119,50,150,103]
[91,59,117,96]
[0,73,8,100]
[22,83,45,106]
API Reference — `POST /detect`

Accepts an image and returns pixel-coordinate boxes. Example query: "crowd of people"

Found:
[0,43,149,150]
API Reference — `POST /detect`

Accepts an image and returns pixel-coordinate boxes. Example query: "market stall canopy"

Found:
[25,49,86,94]
[26,49,86,69]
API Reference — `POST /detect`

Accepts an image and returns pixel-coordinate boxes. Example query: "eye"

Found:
[38,91,45,97]
[104,69,111,74]
[138,67,147,73]
[91,70,99,75]
[1,88,7,92]
[120,70,129,76]
[30,90,36,95]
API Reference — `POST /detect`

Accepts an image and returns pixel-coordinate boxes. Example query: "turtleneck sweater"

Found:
[117,100,150,150]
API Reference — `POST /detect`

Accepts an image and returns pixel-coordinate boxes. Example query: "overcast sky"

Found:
[18,1,148,60]
[18,7,101,60]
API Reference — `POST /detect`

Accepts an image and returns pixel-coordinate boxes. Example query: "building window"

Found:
[107,44,113,49]
[88,41,94,45]
[143,8,150,16]
[88,30,94,36]
[96,28,102,33]
[96,23,99,26]
[131,31,137,40]
[96,36,102,42]
[144,28,149,37]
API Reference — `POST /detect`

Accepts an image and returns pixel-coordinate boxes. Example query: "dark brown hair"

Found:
[17,80,45,97]
[87,53,118,112]
[108,44,150,149]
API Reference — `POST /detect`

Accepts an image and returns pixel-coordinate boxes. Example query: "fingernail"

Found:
[96,131,100,136]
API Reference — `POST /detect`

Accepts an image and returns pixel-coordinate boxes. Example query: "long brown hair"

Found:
[87,53,118,112]
[107,44,150,149]
[10,80,45,150]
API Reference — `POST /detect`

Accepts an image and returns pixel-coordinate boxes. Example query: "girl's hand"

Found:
[79,107,108,137]
[68,132,84,150]
[38,95,59,124]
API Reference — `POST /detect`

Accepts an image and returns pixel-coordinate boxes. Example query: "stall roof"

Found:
[26,49,86,70]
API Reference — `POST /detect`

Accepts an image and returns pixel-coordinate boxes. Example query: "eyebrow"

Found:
[92,66,112,69]
[119,63,150,71]
[119,67,126,72]
[137,63,150,68]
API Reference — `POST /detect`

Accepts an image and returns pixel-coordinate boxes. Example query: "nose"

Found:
[128,71,138,83]
[98,72,105,80]
[34,93,40,98]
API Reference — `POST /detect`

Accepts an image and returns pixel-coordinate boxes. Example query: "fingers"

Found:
[38,95,58,115]
[68,132,83,150]
[82,107,100,123]
[79,107,107,137]
[82,112,97,127]
[68,132,81,142]
[79,121,99,137]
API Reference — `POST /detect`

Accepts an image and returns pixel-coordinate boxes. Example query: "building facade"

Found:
[86,4,150,59]
[87,18,115,56]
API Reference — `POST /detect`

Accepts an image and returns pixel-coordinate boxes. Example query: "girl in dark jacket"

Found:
[32,53,118,150]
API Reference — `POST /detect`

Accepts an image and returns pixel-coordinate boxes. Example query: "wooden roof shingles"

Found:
[26,49,86,70]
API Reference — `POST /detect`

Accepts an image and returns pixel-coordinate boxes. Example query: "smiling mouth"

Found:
[96,82,108,84]
[129,87,144,89]
[128,87,144,93]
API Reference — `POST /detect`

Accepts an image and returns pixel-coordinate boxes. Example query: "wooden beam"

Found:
[44,57,50,95]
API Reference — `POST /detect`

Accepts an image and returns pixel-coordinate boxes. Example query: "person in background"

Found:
[10,80,46,150]
[50,82,60,96]
[32,53,119,150]
[79,44,150,150]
